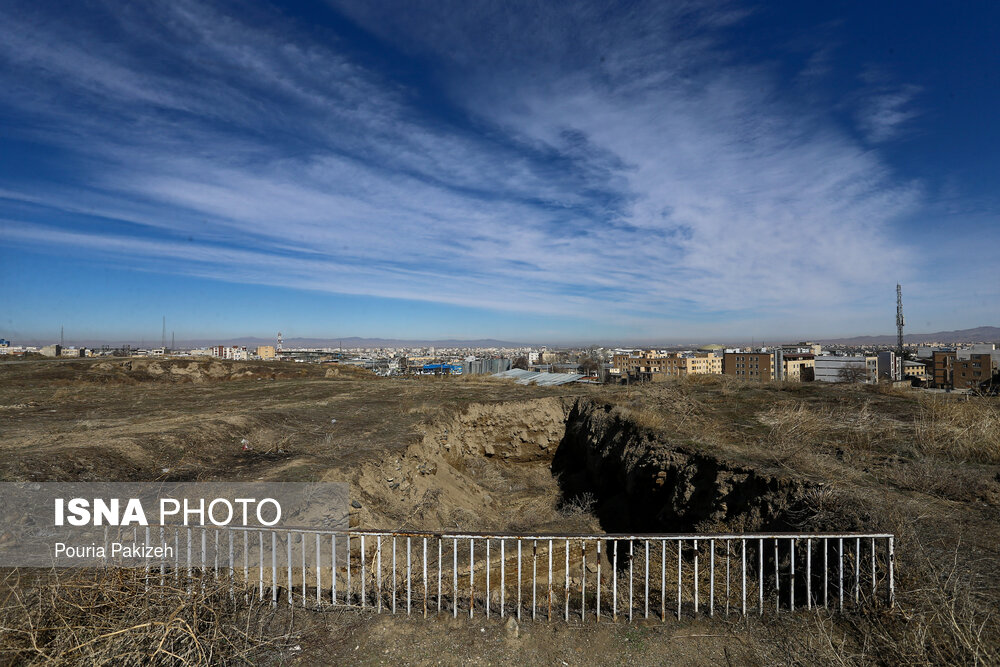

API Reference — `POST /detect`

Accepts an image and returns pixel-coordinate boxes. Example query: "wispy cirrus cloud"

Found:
[0,0,943,337]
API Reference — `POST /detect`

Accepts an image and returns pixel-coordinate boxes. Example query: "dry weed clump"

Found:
[757,403,832,464]
[0,568,297,665]
[914,396,1000,464]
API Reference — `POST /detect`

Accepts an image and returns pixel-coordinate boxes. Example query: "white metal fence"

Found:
[132,527,894,622]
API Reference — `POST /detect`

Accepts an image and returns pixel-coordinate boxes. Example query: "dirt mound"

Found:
[0,357,367,386]
[353,397,589,533]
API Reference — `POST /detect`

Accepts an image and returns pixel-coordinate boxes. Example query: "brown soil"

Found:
[1,359,998,665]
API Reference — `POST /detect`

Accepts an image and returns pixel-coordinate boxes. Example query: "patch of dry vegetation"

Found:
[0,568,297,665]
[914,395,1000,464]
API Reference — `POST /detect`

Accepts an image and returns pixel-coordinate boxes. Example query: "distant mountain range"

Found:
[819,326,1000,346]
[14,327,999,349]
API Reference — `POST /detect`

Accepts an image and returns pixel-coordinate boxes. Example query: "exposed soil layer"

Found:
[553,400,815,534]
[351,396,818,540]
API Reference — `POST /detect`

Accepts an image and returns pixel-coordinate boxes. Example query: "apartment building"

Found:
[256,345,276,360]
[877,350,902,381]
[611,350,722,381]
[953,353,997,390]
[813,356,878,383]
[782,353,815,381]
[903,361,928,382]
[723,352,774,381]
[930,350,956,388]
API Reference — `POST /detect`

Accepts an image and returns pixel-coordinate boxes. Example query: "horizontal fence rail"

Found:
[109,527,894,622]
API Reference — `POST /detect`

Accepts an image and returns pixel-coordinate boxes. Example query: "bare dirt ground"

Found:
[1,358,998,665]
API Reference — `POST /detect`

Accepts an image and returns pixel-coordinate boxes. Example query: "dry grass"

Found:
[0,568,297,665]
[914,395,1000,464]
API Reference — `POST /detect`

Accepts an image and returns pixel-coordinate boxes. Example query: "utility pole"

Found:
[60,325,64,347]
[896,284,905,358]
[171,331,175,350]
[162,316,166,349]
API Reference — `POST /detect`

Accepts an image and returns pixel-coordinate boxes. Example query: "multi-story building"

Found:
[930,350,956,388]
[723,352,774,381]
[611,350,664,377]
[877,350,902,381]
[903,361,928,382]
[224,346,249,361]
[953,353,997,390]
[611,350,722,381]
[256,345,276,360]
[813,356,878,383]
[782,353,815,381]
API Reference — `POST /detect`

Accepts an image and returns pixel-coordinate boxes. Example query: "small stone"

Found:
[351,500,362,509]
[505,616,519,638]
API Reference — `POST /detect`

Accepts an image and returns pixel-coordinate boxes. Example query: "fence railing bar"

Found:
[888,536,895,608]
[470,538,475,619]
[453,538,458,619]
[628,540,633,622]
[758,537,763,616]
[644,539,649,620]
[838,537,844,612]
[532,540,537,621]
[741,538,746,617]
[423,537,428,619]
[612,539,618,622]
[581,541,587,622]
[871,536,876,602]
[709,538,715,618]
[500,539,506,618]
[823,536,828,609]
[565,539,570,622]
[660,539,665,623]
[547,538,553,622]
[676,540,682,620]
[286,531,292,606]
[806,537,812,610]
[726,539,731,616]
[596,540,602,621]
[790,537,795,612]
[517,539,522,621]
[486,539,491,619]
[855,537,861,606]
[774,538,779,613]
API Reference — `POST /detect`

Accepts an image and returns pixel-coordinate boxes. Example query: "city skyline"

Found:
[2,1,999,341]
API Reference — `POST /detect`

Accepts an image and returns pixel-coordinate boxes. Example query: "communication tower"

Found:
[277,332,283,353]
[896,284,905,358]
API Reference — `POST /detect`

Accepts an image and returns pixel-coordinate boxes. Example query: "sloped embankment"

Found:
[355,396,815,535]
[553,399,817,533]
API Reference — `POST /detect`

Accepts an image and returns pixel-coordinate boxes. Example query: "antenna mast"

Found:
[896,284,905,358]
[161,316,166,349]
[277,332,283,354]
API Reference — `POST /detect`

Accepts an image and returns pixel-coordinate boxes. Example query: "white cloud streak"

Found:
[0,0,943,336]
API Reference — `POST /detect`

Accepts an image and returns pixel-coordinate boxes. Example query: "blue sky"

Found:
[1,1,998,344]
